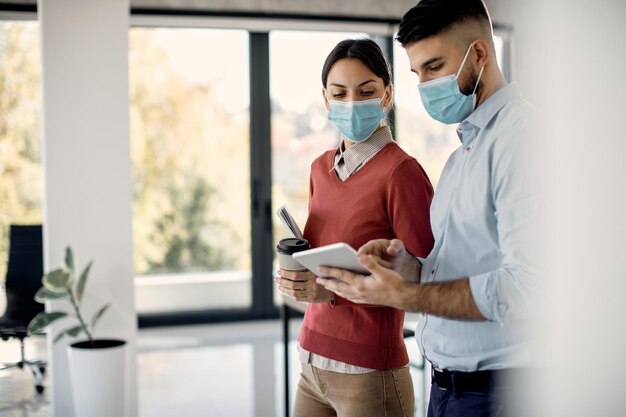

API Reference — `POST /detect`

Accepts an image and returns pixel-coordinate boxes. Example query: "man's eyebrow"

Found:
[421,57,444,70]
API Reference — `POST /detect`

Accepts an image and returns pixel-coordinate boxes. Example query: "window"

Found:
[0,20,42,283]
[129,27,252,313]
[393,33,507,187]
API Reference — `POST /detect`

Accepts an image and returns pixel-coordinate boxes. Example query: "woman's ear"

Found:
[383,84,393,109]
[322,88,330,111]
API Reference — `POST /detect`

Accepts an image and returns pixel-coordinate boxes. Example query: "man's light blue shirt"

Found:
[416,83,539,371]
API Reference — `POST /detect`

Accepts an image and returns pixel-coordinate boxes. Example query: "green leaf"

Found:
[91,303,110,329]
[66,325,83,337]
[43,268,71,293]
[28,311,68,335]
[53,331,65,344]
[64,247,74,272]
[52,325,84,344]
[76,261,93,304]
[34,287,67,303]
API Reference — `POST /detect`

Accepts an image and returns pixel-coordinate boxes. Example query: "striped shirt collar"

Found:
[333,126,393,180]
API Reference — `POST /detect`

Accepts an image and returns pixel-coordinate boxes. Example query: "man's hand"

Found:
[316,254,410,309]
[357,239,422,283]
[275,269,334,303]
[317,255,485,320]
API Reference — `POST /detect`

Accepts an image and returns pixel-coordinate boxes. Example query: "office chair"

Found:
[0,224,46,394]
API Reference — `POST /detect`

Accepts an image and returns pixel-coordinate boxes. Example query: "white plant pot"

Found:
[67,339,127,417]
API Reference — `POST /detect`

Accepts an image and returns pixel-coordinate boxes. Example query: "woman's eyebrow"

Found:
[328,80,377,88]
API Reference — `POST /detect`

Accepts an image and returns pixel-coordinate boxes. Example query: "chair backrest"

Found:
[3,225,44,325]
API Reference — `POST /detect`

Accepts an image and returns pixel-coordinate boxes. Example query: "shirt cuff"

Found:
[468,272,510,325]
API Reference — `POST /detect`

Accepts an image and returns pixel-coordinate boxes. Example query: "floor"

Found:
[0,318,428,417]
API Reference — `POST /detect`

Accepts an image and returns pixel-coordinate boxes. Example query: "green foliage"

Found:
[91,303,110,329]
[43,268,72,293]
[34,287,67,302]
[53,325,83,344]
[28,311,67,335]
[129,30,248,275]
[2,27,250,288]
[144,177,233,273]
[76,261,92,304]
[28,247,109,345]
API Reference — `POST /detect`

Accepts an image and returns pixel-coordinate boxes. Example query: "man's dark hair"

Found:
[396,0,492,47]
[321,39,391,88]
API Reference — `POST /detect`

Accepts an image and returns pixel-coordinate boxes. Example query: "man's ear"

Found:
[322,88,330,111]
[473,39,491,68]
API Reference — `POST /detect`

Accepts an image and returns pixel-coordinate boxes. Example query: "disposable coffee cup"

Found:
[276,238,310,271]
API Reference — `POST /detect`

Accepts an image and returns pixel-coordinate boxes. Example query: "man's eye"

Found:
[430,64,443,72]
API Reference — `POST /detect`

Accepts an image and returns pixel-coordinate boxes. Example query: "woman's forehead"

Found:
[326,58,383,86]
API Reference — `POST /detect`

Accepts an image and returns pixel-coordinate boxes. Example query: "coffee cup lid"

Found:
[277,238,310,254]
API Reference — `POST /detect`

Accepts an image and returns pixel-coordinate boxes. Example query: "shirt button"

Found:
[431,269,435,275]
[465,147,471,151]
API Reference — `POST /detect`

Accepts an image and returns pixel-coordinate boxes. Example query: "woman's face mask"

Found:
[417,42,485,124]
[327,92,386,142]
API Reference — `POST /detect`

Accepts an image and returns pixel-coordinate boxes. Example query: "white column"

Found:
[38,0,137,416]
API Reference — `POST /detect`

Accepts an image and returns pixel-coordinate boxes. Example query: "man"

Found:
[317,1,539,416]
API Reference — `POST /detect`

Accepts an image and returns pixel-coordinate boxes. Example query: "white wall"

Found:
[487,1,626,416]
[38,0,137,416]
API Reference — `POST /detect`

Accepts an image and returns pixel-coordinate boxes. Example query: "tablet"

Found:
[292,242,370,278]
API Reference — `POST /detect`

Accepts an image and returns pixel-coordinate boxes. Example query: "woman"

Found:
[276,39,434,417]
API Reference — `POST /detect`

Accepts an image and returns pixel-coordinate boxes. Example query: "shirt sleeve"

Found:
[387,159,435,259]
[468,121,543,325]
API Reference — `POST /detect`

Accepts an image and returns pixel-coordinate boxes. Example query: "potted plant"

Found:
[28,247,126,417]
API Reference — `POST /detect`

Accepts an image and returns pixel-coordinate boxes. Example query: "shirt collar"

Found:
[335,125,393,176]
[457,83,522,144]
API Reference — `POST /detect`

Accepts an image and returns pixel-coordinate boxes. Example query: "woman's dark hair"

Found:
[321,39,391,88]
[396,0,491,47]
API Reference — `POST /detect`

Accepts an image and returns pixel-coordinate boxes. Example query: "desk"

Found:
[280,296,306,417]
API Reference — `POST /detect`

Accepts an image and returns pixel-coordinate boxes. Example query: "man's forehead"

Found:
[405,35,456,65]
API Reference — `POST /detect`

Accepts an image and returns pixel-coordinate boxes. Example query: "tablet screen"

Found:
[292,242,370,277]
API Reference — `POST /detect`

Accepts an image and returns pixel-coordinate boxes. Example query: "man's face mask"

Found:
[418,42,485,124]
[327,93,386,142]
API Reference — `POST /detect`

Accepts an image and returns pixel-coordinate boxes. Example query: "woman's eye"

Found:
[360,91,374,96]
[332,93,345,98]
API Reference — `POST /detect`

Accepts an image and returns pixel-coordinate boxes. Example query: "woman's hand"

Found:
[275,269,334,303]
[357,239,422,283]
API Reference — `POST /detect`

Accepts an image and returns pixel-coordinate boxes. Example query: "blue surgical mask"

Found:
[418,43,484,124]
[327,94,386,142]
